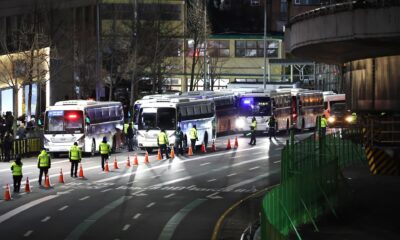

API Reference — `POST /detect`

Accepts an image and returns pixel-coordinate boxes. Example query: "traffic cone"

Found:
[44,174,51,188]
[170,148,175,158]
[4,184,11,201]
[157,148,162,160]
[105,161,110,172]
[234,136,239,149]
[133,153,139,165]
[79,164,84,178]
[201,143,206,153]
[144,151,149,164]
[226,138,232,150]
[127,155,131,167]
[188,146,193,156]
[113,157,119,169]
[59,169,65,184]
[24,177,31,193]
[211,140,216,152]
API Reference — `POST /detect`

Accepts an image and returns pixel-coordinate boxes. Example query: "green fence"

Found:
[0,138,41,161]
[261,126,366,240]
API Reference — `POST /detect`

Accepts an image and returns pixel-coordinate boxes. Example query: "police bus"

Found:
[43,100,124,157]
[136,97,216,152]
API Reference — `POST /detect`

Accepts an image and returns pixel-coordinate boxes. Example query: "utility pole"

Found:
[96,1,102,101]
[130,0,138,107]
[263,0,267,90]
[203,0,208,90]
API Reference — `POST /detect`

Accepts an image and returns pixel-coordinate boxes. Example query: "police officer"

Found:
[126,123,134,151]
[249,117,257,145]
[11,155,23,193]
[37,149,51,186]
[321,114,328,137]
[189,125,198,152]
[268,115,277,140]
[69,142,81,177]
[174,126,184,155]
[99,137,111,171]
[157,129,170,159]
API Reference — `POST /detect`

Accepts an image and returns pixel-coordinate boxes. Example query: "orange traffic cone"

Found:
[234,136,239,149]
[44,174,51,188]
[144,151,149,164]
[157,148,162,160]
[25,177,31,193]
[4,184,11,201]
[105,161,110,172]
[188,146,193,156]
[114,157,119,169]
[59,169,65,184]
[79,164,84,178]
[211,140,216,152]
[170,148,175,158]
[133,153,139,165]
[127,155,131,167]
[201,143,206,153]
[226,138,232,150]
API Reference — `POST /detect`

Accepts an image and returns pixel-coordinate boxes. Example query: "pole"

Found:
[263,0,267,89]
[130,0,138,107]
[96,1,101,101]
[203,0,208,90]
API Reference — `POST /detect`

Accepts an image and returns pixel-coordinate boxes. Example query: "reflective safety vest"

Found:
[189,128,198,140]
[158,132,168,145]
[124,123,129,134]
[251,120,257,129]
[99,142,110,154]
[11,162,22,176]
[321,117,328,128]
[69,145,81,161]
[38,151,50,167]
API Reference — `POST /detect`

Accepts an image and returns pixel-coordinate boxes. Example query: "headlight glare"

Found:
[328,116,336,123]
[235,118,245,128]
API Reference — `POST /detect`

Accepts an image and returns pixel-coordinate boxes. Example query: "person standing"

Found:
[126,123,134,152]
[268,115,277,140]
[69,142,81,177]
[37,149,51,186]
[174,126,184,155]
[157,129,170,159]
[249,117,257,145]
[189,125,198,152]
[99,137,111,171]
[11,155,23,193]
[3,131,13,162]
[321,114,328,137]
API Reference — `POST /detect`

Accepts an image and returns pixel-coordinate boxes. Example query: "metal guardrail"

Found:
[0,138,41,161]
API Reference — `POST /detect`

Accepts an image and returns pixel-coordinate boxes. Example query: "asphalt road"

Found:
[0,134,303,240]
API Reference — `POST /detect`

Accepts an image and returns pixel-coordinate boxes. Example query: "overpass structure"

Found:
[285,0,400,174]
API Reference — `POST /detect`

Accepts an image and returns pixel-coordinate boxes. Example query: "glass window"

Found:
[208,40,229,57]
[24,84,37,117]
[187,106,194,116]
[138,111,157,130]
[194,106,201,115]
[235,40,279,58]
[1,88,13,114]
[238,97,272,116]
[45,110,84,133]
[157,108,176,130]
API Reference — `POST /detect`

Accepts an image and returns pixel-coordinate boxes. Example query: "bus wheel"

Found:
[91,140,96,156]
[203,132,209,148]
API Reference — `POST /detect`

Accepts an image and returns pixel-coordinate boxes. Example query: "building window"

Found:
[23,84,38,117]
[208,40,230,58]
[1,88,13,115]
[235,40,279,58]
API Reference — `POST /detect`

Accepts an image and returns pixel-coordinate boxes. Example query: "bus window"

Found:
[46,110,83,133]
[238,97,271,116]
[139,108,157,130]
[157,108,176,130]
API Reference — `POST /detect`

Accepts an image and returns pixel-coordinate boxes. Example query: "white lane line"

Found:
[41,216,51,222]
[101,188,112,193]
[249,166,260,171]
[164,193,175,199]
[207,179,217,182]
[0,195,59,224]
[133,213,141,219]
[122,224,130,231]
[227,173,237,177]
[223,171,277,192]
[273,160,281,164]
[59,205,69,211]
[275,147,283,150]
[152,175,161,179]
[175,169,185,172]
[79,196,90,201]
[146,202,156,208]
[24,230,33,237]
[200,162,211,166]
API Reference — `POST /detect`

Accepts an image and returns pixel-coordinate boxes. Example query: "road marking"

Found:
[207,192,223,200]
[122,224,130,231]
[152,175,161,179]
[133,213,141,219]
[41,216,51,222]
[175,169,185,172]
[66,196,132,240]
[207,179,217,182]
[79,196,90,201]
[0,195,59,224]
[273,160,281,164]
[227,173,237,177]
[24,230,33,237]
[223,171,278,192]
[249,166,260,171]
[147,202,156,208]
[164,193,175,199]
[200,162,211,166]
[59,205,69,211]
[158,199,207,240]
[101,188,112,193]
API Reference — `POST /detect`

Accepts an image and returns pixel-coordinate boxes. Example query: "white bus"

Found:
[43,100,124,156]
[323,92,346,118]
[136,97,216,151]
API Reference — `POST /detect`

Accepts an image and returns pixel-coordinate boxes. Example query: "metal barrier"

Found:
[0,138,41,161]
[261,124,366,240]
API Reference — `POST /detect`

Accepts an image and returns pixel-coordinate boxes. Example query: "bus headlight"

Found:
[345,116,354,123]
[235,118,245,128]
[328,116,336,123]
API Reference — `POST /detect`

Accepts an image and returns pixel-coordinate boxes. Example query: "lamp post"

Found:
[203,0,208,90]
[263,0,267,90]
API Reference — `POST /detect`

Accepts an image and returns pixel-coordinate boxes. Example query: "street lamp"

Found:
[263,0,267,90]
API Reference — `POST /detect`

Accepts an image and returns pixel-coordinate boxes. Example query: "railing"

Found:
[0,138,42,161]
[261,123,366,240]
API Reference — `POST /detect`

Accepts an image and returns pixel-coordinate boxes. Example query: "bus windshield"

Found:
[238,97,271,116]
[45,110,84,134]
[138,107,176,130]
